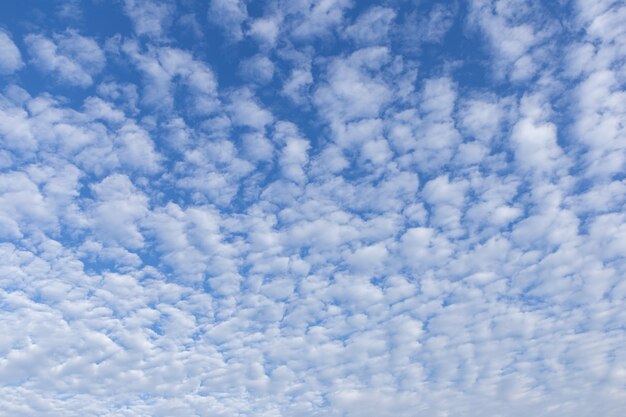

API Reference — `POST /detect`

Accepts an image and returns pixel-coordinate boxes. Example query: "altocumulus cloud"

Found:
[0,0,625,416]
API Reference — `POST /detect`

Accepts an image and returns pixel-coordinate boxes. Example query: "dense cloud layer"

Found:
[0,0,625,416]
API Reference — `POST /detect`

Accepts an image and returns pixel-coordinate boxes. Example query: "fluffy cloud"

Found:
[123,42,219,112]
[207,0,248,41]
[88,174,148,249]
[314,47,393,122]
[239,54,275,84]
[1,1,625,416]
[468,0,556,80]
[0,30,23,74]
[25,31,105,87]
[123,0,174,38]
[345,6,396,46]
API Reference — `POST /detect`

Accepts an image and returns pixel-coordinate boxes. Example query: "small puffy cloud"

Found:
[422,175,467,207]
[123,0,174,37]
[420,76,457,119]
[399,227,453,271]
[511,94,565,175]
[387,77,461,172]
[89,174,148,249]
[573,70,626,178]
[315,47,392,122]
[0,171,56,239]
[241,132,274,162]
[346,243,388,274]
[124,43,219,112]
[248,16,281,46]
[457,95,508,142]
[228,88,273,129]
[511,116,561,173]
[114,122,162,173]
[239,54,275,84]
[395,4,456,55]
[282,67,313,104]
[422,175,468,233]
[175,136,255,206]
[345,6,396,46]
[143,203,241,286]
[0,30,23,74]
[421,4,456,43]
[0,99,36,153]
[96,81,139,113]
[468,0,553,80]
[290,0,353,40]
[25,31,105,87]
[207,0,248,41]
[275,121,310,183]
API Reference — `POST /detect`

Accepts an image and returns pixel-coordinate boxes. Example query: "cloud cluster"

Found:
[25,31,105,87]
[0,0,625,416]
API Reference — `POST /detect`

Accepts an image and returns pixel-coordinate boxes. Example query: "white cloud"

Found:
[174,135,254,206]
[275,121,310,183]
[345,6,395,46]
[208,0,248,41]
[88,174,148,249]
[511,94,566,176]
[227,88,273,129]
[572,70,626,178]
[468,0,555,80]
[114,121,162,173]
[0,98,36,153]
[145,203,239,284]
[457,95,509,143]
[25,31,105,87]
[0,30,23,74]
[421,4,456,43]
[289,0,353,41]
[124,42,219,113]
[241,132,274,162]
[314,47,392,122]
[96,81,139,113]
[346,243,388,274]
[0,171,55,239]
[248,16,282,47]
[123,0,174,37]
[385,77,462,172]
[281,66,313,104]
[1,1,626,416]
[239,54,275,84]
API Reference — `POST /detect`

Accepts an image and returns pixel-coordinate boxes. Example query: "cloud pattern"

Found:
[0,0,625,416]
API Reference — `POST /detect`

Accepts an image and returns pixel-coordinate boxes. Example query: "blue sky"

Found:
[0,0,625,416]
